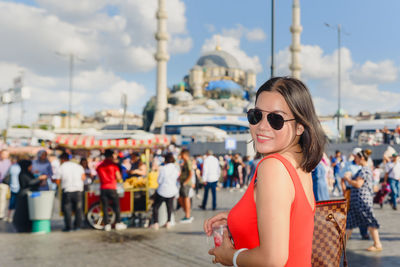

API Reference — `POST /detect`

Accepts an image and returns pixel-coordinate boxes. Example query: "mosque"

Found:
[165,45,256,125]
[148,0,302,133]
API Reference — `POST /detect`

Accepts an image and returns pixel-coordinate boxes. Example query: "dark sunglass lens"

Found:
[267,113,285,130]
[247,109,262,125]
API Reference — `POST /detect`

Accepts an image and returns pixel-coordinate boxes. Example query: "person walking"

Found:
[312,160,330,201]
[199,150,221,210]
[204,77,326,266]
[384,153,400,210]
[6,155,20,222]
[150,153,179,230]
[0,149,11,220]
[178,149,193,223]
[331,150,343,196]
[343,149,383,251]
[56,153,85,232]
[340,147,370,240]
[96,149,127,231]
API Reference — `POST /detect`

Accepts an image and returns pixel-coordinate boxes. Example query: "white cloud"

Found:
[0,0,193,127]
[99,80,147,106]
[35,0,109,19]
[0,61,148,128]
[221,24,245,40]
[274,44,400,115]
[351,60,398,84]
[201,26,263,73]
[0,0,191,75]
[246,28,266,42]
[169,36,193,54]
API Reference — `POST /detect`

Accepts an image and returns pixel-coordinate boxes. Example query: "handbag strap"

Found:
[342,235,348,267]
[326,212,348,267]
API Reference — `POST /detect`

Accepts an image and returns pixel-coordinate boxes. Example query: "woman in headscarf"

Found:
[13,160,46,232]
[32,150,53,190]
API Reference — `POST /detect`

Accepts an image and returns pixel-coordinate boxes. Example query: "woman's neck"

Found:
[263,144,303,167]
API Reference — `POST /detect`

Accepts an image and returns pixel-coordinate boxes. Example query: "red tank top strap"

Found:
[254,154,301,190]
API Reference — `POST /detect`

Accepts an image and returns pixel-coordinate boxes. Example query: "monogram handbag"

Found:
[312,198,348,267]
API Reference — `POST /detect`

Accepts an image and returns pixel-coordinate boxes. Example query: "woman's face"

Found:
[354,154,362,165]
[81,160,88,168]
[40,152,47,161]
[250,91,299,155]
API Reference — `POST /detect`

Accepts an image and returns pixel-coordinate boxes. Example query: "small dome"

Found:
[196,50,240,69]
[171,91,193,102]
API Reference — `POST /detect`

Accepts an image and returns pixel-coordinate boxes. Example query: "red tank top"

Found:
[227,154,315,266]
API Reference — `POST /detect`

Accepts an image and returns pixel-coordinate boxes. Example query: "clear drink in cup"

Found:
[212,224,228,247]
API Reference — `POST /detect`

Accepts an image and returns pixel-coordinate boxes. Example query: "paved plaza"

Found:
[0,188,399,267]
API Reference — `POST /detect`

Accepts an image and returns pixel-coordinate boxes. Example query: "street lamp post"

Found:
[56,52,84,133]
[325,23,342,138]
[270,0,275,78]
[68,54,74,133]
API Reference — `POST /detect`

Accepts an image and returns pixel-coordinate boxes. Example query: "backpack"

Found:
[227,160,234,176]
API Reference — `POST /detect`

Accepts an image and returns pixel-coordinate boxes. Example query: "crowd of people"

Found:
[310,145,400,252]
[357,125,400,146]
[0,142,265,233]
[0,76,398,265]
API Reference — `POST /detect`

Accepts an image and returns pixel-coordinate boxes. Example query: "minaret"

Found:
[151,0,170,131]
[289,0,302,79]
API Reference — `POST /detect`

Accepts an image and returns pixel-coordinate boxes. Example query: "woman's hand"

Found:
[208,228,235,266]
[203,211,229,236]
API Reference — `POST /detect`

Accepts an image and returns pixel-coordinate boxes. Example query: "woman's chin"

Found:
[255,144,274,155]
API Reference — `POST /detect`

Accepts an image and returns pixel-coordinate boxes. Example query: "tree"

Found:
[142,96,156,132]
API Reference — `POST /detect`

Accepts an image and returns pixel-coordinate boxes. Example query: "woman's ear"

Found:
[296,124,304,136]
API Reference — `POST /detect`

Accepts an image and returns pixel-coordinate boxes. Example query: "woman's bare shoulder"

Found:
[256,157,292,186]
[255,157,295,206]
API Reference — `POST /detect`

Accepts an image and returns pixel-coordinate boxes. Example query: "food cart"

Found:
[54,133,169,229]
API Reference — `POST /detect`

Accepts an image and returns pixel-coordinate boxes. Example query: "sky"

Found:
[1,0,400,128]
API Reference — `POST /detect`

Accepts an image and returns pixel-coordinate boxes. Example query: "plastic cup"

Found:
[212,224,227,247]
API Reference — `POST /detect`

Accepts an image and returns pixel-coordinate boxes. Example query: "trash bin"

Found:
[27,191,55,234]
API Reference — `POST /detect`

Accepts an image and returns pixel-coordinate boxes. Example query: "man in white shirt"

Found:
[56,152,85,231]
[385,153,400,210]
[199,150,221,210]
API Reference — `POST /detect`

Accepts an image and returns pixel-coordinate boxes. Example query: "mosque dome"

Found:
[196,49,240,69]
[171,90,193,102]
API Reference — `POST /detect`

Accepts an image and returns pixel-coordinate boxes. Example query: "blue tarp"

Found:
[205,80,241,91]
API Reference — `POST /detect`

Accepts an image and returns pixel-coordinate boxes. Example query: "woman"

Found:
[203,77,326,266]
[150,153,179,230]
[343,149,383,251]
[80,158,95,191]
[13,160,46,232]
[312,160,330,201]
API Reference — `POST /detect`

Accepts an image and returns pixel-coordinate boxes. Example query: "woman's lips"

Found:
[256,134,272,143]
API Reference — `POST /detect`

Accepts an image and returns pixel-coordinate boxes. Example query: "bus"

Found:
[161,121,250,136]
[350,119,400,141]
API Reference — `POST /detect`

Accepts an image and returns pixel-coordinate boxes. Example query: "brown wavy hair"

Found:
[255,77,327,172]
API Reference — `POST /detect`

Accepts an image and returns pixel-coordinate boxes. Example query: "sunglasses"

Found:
[247,108,295,130]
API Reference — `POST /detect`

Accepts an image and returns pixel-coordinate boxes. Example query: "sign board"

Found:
[225,138,237,150]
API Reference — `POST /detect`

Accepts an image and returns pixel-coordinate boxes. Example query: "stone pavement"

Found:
[0,188,399,267]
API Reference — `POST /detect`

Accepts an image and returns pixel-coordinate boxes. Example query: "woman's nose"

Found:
[257,114,271,130]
